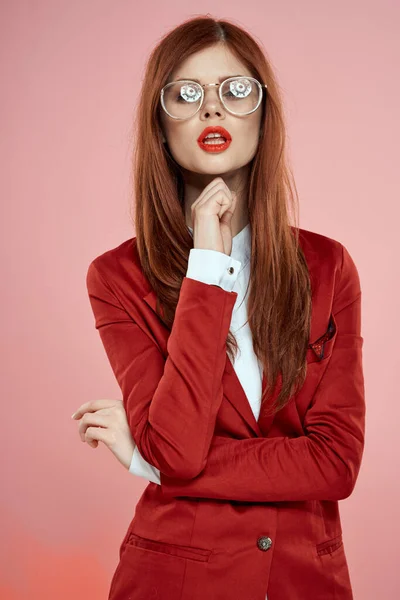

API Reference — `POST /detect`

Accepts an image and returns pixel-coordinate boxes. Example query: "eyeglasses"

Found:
[160,76,267,120]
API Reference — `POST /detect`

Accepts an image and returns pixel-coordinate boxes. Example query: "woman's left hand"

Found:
[71,399,135,470]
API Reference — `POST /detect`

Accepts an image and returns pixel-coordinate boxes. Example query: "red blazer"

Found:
[86,226,365,600]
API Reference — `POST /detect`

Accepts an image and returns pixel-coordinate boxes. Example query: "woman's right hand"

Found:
[191,177,237,256]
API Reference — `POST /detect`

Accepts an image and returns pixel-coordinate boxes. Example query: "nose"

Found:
[201,86,225,117]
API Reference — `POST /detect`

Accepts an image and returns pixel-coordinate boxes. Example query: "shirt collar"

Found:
[187,222,251,266]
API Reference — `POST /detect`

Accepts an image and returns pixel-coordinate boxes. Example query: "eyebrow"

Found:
[174,74,244,84]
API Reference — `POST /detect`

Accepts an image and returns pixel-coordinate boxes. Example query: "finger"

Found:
[71,399,114,419]
[71,398,121,420]
[78,412,109,442]
[195,189,231,221]
[209,189,232,218]
[204,176,226,194]
[193,180,230,210]
[220,191,237,223]
[191,178,227,211]
[85,426,113,447]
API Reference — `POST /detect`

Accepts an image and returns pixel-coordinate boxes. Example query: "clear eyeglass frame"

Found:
[160,76,268,120]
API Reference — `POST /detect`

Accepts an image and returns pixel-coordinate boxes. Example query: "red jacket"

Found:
[86,227,365,600]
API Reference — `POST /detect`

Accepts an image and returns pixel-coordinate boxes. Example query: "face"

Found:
[160,43,263,180]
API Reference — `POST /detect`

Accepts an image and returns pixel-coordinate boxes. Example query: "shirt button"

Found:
[257,536,273,551]
[228,266,235,275]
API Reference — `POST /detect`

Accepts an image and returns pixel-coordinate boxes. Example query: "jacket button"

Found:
[257,536,272,551]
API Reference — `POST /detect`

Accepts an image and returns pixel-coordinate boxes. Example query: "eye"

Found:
[178,83,202,103]
[225,78,252,99]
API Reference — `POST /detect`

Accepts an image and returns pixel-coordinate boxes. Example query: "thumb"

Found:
[220,191,237,226]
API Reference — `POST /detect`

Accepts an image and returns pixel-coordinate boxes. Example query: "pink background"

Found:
[1,1,399,598]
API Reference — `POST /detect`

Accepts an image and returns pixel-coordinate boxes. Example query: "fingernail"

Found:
[71,412,76,419]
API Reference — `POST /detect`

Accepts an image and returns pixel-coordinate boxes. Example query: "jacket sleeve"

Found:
[159,244,366,502]
[128,247,241,483]
[86,258,237,480]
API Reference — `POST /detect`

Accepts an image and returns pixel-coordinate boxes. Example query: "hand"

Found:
[71,399,135,471]
[191,177,237,256]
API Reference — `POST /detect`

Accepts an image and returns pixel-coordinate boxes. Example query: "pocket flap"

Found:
[307,313,337,362]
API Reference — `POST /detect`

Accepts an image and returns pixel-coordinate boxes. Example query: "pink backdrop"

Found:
[1,1,399,598]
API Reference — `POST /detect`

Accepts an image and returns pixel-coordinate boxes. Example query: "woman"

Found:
[72,15,365,600]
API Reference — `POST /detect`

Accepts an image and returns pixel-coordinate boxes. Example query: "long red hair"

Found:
[130,15,312,416]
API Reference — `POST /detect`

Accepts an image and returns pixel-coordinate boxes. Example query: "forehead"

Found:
[169,44,251,84]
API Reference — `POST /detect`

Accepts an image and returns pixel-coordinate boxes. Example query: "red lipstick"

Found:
[197,126,232,153]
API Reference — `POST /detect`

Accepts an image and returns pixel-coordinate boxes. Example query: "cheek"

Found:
[233,125,260,157]
[166,133,196,164]
[163,123,194,150]
[233,111,261,144]
[247,115,263,148]
[247,113,263,138]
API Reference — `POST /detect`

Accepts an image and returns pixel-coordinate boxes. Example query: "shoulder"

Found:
[295,226,362,309]
[85,236,146,299]
[295,226,343,263]
[87,236,138,273]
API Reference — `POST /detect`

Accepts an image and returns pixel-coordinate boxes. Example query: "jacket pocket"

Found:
[316,533,343,556]
[126,532,212,563]
[307,312,338,363]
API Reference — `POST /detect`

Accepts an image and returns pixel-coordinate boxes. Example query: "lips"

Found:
[197,126,232,143]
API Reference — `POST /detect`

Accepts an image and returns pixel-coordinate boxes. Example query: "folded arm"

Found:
[128,246,240,484]
[86,246,240,480]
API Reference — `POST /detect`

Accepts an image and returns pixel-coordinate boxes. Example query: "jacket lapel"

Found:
[223,354,263,437]
[143,288,165,318]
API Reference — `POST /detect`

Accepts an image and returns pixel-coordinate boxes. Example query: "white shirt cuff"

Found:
[186,249,241,292]
[129,446,161,485]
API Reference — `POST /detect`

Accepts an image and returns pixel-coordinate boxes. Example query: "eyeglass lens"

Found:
[162,77,260,119]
